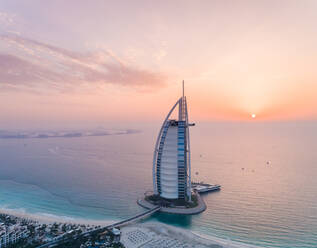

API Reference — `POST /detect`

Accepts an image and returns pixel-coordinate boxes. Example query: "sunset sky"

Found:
[1,0,317,128]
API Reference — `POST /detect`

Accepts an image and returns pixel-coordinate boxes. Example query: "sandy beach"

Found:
[120,222,262,248]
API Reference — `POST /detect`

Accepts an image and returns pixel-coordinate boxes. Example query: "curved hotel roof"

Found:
[152,82,192,201]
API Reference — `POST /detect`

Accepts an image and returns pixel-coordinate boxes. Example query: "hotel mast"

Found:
[152,81,193,201]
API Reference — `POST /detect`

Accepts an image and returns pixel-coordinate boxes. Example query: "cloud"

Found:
[0,34,167,92]
[0,12,15,27]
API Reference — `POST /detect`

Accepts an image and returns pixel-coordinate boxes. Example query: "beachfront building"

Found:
[0,224,29,248]
[152,81,194,201]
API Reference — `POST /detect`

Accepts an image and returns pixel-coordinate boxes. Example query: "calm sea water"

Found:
[0,122,316,247]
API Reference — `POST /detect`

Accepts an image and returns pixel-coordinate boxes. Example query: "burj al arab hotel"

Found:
[152,81,194,202]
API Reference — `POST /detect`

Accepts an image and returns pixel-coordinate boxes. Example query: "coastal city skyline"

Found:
[1,0,317,129]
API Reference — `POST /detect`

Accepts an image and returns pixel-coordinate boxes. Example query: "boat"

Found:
[191,182,221,193]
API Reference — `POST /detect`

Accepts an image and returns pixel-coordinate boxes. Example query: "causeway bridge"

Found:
[36,206,161,248]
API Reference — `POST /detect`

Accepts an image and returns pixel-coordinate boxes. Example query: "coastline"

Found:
[191,231,262,248]
[0,209,263,248]
[0,207,116,226]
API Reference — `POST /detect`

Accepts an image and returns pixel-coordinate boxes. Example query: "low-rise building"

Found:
[0,225,29,248]
[111,228,121,244]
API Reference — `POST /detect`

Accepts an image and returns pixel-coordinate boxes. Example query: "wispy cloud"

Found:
[0,12,15,27]
[0,34,166,92]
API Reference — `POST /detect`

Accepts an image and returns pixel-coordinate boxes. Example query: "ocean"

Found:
[0,122,316,247]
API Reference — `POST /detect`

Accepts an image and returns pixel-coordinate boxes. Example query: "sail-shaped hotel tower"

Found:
[153,82,193,202]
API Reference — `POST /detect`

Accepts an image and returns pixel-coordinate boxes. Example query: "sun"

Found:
[251,114,256,119]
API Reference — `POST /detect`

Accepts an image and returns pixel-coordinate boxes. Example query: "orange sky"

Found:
[1,0,317,128]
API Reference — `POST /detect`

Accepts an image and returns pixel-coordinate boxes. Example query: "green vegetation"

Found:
[186,194,198,208]
[6,239,27,248]
[52,235,125,248]
[52,236,88,248]
[0,214,17,225]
